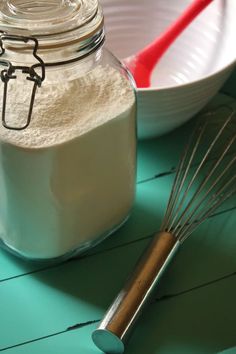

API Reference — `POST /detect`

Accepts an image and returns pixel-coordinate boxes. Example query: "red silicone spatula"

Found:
[123,0,214,88]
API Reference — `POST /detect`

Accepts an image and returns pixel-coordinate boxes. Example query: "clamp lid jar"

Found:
[0,0,137,261]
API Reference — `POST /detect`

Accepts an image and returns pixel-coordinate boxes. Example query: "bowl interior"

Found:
[100,0,236,89]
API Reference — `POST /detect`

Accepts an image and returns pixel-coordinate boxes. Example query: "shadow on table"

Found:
[29,205,236,354]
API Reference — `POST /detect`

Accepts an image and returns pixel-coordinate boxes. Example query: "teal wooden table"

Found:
[0,70,236,354]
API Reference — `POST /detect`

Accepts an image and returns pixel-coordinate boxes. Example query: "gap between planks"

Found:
[0,205,235,284]
[0,271,236,352]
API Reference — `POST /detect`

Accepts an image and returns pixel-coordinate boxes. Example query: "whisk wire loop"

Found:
[175,159,236,240]
[174,133,236,239]
[180,181,236,243]
[162,106,235,241]
[161,121,207,232]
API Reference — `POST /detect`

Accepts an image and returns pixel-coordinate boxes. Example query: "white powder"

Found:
[0,66,135,147]
[0,65,136,259]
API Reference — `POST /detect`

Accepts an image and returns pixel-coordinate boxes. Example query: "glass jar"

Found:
[0,0,136,261]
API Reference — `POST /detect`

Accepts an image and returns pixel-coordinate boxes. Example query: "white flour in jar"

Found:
[0,65,136,259]
[0,66,135,147]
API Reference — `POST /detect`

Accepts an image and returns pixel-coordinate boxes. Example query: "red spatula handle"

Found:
[137,0,214,71]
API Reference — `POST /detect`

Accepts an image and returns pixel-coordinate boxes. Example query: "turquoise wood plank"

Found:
[126,275,236,354]
[0,251,50,282]
[137,93,236,182]
[2,275,236,354]
[0,206,235,350]
[137,119,194,182]
[0,236,156,350]
[0,322,100,354]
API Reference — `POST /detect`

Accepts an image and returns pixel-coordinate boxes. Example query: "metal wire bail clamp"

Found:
[0,33,45,130]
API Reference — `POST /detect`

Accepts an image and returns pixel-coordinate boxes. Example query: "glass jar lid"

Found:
[0,0,104,54]
[0,0,101,35]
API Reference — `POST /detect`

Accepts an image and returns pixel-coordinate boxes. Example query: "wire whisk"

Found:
[162,106,236,242]
[92,106,236,354]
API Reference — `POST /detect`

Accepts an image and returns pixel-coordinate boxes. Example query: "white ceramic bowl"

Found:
[100,0,236,139]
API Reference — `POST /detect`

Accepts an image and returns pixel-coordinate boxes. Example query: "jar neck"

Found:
[41,45,104,84]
